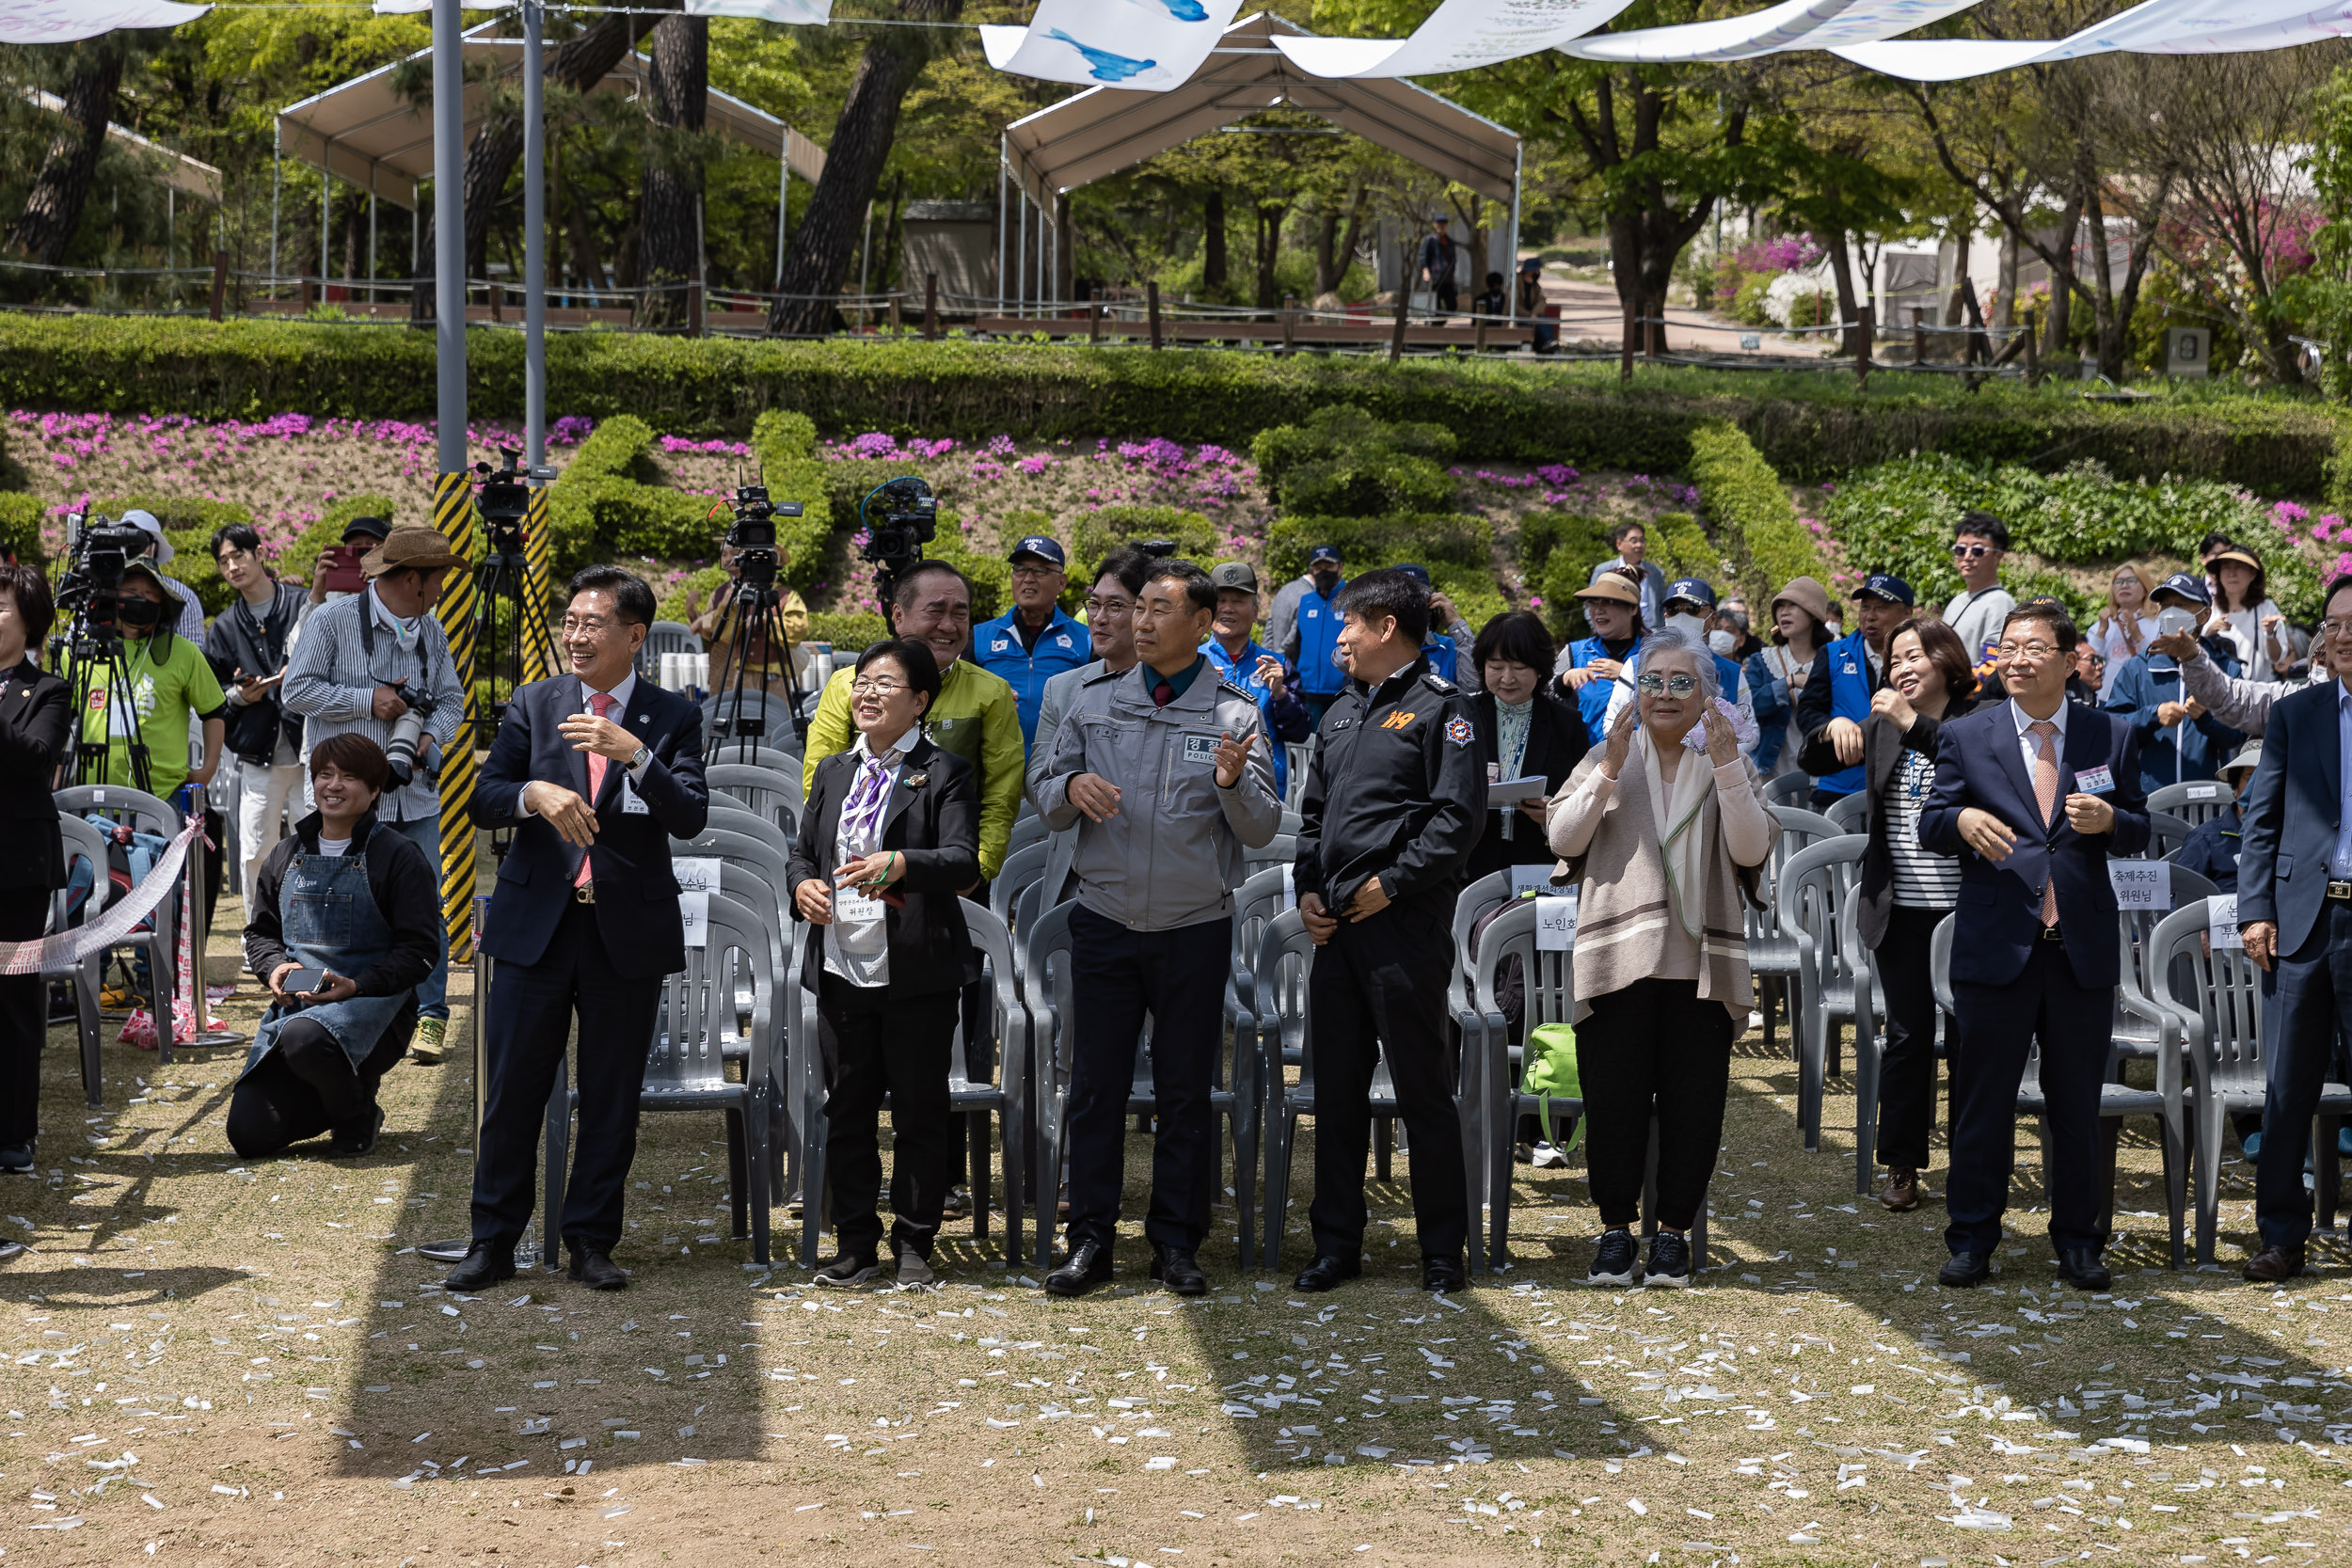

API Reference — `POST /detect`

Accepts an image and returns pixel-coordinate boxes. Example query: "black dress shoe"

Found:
[1293,1255,1361,1292]
[0,1144,32,1174]
[1150,1245,1208,1296]
[1422,1255,1467,1293]
[568,1247,629,1291]
[2054,1247,2111,1292]
[444,1242,516,1291]
[1045,1241,1113,1298]
[2244,1243,2305,1284]
[1937,1250,1993,1288]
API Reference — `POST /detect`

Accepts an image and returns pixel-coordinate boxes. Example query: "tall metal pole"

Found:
[996,139,1007,319]
[1507,144,1523,323]
[772,149,788,293]
[270,126,281,290]
[368,192,377,307]
[522,0,547,472]
[320,165,331,293]
[429,0,480,978]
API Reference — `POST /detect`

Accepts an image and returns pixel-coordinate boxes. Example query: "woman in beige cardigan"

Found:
[1546,626,1778,1287]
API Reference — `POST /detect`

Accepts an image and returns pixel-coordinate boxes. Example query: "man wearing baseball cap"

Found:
[970,534,1091,750]
[117,509,207,642]
[1200,562,1311,798]
[1796,574,1912,808]
[1276,544,1349,728]
[1387,563,1481,694]
[2101,572,2246,792]
[281,524,469,1063]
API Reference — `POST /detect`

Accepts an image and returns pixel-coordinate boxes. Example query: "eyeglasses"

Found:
[1995,641,2058,661]
[1084,595,1135,618]
[561,615,614,636]
[1952,544,1995,560]
[2321,618,2352,639]
[1009,565,1059,581]
[1636,673,1700,697]
[850,677,907,697]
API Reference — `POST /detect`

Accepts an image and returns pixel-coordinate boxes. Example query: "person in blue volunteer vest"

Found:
[1553,567,1644,747]
[1390,563,1481,692]
[970,533,1091,750]
[1200,562,1311,798]
[1796,573,1912,809]
[2102,572,2247,795]
[1281,544,1349,728]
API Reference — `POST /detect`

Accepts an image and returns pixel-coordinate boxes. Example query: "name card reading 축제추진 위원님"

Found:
[2107,861,2171,911]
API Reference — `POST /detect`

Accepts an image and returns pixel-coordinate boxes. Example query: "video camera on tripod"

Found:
[51,511,170,791]
[723,480,803,597]
[707,476,809,756]
[857,476,938,612]
[53,512,156,638]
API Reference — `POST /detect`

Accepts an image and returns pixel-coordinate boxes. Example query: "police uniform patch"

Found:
[1445,717,1474,746]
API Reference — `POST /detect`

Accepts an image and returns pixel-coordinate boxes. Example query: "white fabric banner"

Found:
[981,0,1246,88]
[1271,0,1640,78]
[1834,0,2339,77]
[0,0,207,43]
[1565,0,1989,61]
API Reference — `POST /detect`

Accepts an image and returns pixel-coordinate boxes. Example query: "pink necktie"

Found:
[2028,719,2059,927]
[574,691,614,890]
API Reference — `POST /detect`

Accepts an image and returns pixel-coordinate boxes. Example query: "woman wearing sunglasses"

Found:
[1546,627,1778,1287]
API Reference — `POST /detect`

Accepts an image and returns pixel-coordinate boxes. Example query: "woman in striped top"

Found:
[1855,616,1978,1215]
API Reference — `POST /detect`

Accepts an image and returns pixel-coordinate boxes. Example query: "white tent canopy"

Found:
[1000,10,1520,210]
[276,24,826,211]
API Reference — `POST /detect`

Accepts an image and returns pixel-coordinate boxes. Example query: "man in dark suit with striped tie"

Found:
[450,566,708,1292]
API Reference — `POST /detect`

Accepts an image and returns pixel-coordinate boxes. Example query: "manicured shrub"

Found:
[0,492,46,565]
[1069,505,1217,567]
[1266,513,1493,579]
[1688,421,1828,603]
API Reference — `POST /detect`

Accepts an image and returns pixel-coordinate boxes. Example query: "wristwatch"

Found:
[628,743,651,772]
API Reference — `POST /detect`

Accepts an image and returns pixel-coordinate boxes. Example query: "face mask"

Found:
[1709,629,1737,657]
[119,596,161,629]
[1666,611,1708,641]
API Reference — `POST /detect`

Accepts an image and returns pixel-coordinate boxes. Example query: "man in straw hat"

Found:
[281,524,469,1064]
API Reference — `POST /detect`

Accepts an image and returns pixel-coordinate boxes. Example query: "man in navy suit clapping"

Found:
[1921,600,2148,1291]
[449,565,709,1292]
[2235,574,2352,1283]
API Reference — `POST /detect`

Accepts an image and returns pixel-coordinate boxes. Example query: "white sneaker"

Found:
[1531,1142,1567,1168]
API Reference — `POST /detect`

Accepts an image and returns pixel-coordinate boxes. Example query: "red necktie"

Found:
[1152,678,1175,708]
[2028,719,2059,927]
[574,691,614,890]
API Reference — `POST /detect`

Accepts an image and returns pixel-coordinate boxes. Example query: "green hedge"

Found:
[806,610,888,651]
[1688,421,1829,605]
[0,493,46,564]
[1266,513,1493,579]
[747,410,832,595]
[1070,504,1217,568]
[1251,405,1460,515]
[2,318,2335,497]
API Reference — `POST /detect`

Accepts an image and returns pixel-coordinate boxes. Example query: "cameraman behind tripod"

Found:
[57,559,226,810]
[681,535,812,706]
[280,526,468,1066]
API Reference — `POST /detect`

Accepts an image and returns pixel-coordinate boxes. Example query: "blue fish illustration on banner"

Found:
[1046,27,1158,80]
[981,0,1242,87]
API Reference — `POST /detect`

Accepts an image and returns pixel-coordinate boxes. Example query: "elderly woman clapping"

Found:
[1545,626,1778,1288]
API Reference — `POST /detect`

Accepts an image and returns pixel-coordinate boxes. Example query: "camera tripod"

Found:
[707,577,808,766]
[56,618,156,795]
[472,514,562,848]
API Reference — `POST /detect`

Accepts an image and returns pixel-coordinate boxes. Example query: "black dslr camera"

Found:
[857,476,938,592]
[725,482,803,594]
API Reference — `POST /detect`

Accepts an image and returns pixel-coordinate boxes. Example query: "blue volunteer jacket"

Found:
[971,606,1092,749]
[2102,643,2246,794]
[1294,580,1348,698]
[1810,629,1877,798]
[1201,635,1312,797]
[1562,635,1631,747]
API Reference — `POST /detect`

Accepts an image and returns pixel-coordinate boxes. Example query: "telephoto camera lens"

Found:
[383,682,436,787]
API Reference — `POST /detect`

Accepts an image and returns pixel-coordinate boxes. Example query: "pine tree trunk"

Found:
[7,40,124,266]
[637,14,707,331]
[411,9,672,322]
[766,0,961,339]
[1203,189,1227,293]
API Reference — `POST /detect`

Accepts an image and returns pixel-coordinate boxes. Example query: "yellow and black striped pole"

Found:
[433,468,480,967]
[523,481,554,684]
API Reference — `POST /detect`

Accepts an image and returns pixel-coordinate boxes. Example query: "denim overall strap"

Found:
[242,845,414,1078]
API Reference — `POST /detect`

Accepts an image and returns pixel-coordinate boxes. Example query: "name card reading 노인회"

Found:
[2107,861,2170,911]
[1534,892,1579,951]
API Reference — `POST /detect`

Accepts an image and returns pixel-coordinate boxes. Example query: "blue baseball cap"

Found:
[1664,577,1717,610]
[1391,562,1431,584]
[1308,544,1343,565]
[1009,535,1066,569]
[1855,573,1915,607]
[2155,571,2211,607]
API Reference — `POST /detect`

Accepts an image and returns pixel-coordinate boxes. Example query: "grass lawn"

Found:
[7,885,2350,1565]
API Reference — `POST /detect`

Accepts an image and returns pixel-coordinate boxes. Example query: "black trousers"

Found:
[471,901,661,1255]
[1874,905,1947,1171]
[1946,936,2112,1257]
[1063,904,1231,1253]
[1574,976,1735,1230]
[0,885,50,1150]
[2256,901,2352,1250]
[817,972,959,1261]
[1308,895,1469,1262]
[227,1015,389,1159]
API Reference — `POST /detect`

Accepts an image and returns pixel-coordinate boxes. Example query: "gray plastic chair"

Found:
[1753,807,1839,1054]
[55,784,186,1065]
[1931,911,2187,1268]
[707,803,793,866]
[49,816,115,1107]
[1775,832,1869,1150]
[670,830,798,1196]
[2143,810,2193,862]
[2112,862,2218,1062]
[1763,770,1814,809]
[2149,898,2348,1265]
[706,762,802,846]
[1257,907,1483,1274]
[1240,833,1296,879]
[543,890,775,1266]
[1005,810,1049,858]
[1283,741,1313,808]
[1824,790,1871,834]
[639,620,703,682]
[989,840,1050,927]
[2148,779,2233,828]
